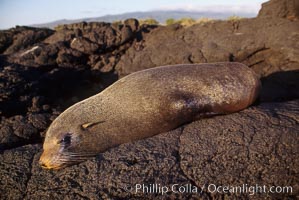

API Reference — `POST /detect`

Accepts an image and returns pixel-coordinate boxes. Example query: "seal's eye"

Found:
[58,133,72,147]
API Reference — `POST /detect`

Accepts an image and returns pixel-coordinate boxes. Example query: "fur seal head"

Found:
[39,108,105,169]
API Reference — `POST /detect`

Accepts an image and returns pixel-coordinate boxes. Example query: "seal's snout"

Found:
[39,152,51,169]
[39,151,60,170]
[39,159,48,169]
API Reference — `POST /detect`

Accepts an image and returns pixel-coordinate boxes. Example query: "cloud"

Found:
[157,4,261,14]
[81,10,95,14]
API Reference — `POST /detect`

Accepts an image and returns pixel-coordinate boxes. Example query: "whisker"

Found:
[55,151,98,167]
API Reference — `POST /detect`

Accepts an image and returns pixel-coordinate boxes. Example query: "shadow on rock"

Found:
[260,70,299,102]
[0,64,118,117]
[0,64,118,151]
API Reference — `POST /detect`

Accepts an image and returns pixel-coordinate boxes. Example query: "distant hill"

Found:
[32,10,257,29]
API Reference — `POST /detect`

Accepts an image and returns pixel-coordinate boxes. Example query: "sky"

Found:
[0,0,267,29]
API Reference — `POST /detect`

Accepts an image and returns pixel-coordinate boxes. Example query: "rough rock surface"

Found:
[0,26,54,54]
[258,0,299,20]
[7,19,153,72]
[115,17,299,78]
[0,0,299,199]
[179,100,299,199]
[1,101,298,199]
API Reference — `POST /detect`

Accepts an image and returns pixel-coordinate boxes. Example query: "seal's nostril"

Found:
[40,163,48,168]
[39,160,47,168]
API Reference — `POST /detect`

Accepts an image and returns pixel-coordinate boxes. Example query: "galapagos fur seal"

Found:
[40,62,261,169]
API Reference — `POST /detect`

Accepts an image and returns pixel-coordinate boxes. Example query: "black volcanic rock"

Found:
[114,15,299,103]
[0,62,112,151]
[70,37,100,54]
[18,43,60,66]
[0,101,298,199]
[258,0,299,20]
[0,144,40,199]
[115,17,299,78]
[124,18,140,32]
[4,21,146,72]
[180,100,299,199]
[49,21,137,50]
[0,0,299,199]
[0,26,54,54]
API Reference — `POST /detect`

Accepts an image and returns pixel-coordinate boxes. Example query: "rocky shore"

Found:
[0,0,298,199]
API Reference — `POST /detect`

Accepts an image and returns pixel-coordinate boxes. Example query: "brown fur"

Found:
[40,62,261,169]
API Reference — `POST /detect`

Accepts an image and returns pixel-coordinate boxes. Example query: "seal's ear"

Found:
[81,121,105,130]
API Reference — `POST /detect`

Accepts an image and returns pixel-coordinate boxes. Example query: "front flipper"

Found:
[81,121,105,130]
